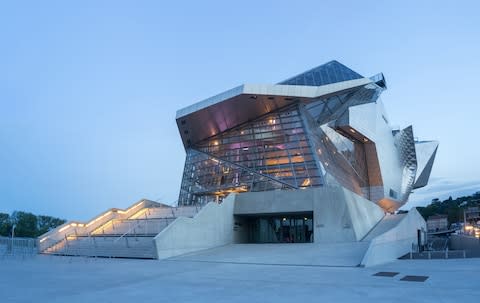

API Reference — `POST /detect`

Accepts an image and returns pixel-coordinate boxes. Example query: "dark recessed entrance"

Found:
[246,214,313,243]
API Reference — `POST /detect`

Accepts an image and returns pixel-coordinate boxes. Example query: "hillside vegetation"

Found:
[416,191,480,224]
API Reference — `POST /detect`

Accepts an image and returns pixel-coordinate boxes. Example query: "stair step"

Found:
[40,205,201,259]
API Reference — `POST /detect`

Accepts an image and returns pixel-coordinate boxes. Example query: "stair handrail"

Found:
[113,219,144,244]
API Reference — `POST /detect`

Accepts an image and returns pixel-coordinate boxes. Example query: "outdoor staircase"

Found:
[38,200,199,259]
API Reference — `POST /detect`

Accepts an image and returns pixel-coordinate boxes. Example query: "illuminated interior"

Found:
[178,105,323,205]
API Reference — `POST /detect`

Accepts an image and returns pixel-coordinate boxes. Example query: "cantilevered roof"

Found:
[176,61,378,149]
[176,79,373,148]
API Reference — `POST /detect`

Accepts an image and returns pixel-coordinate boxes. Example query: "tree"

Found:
[0,212,66,238]
[37,215,66,235]
[10,211,38,238]
[0,213,12,237]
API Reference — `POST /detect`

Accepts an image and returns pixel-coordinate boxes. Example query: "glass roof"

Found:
[278,60,363,87]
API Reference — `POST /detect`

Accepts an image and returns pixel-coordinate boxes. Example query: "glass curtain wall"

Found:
[178,104,323,206]
[246,215,314,243]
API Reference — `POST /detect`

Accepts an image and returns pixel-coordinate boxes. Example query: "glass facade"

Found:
[178,105,323,206]
[246,214,314,243]
[177,84,385,206]
[279,60,363,87]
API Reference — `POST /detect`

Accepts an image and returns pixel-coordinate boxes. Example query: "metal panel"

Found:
[413,141,439,189]
[395,126,418,203]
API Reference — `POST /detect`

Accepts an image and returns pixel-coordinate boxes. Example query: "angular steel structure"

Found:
[176,61,438,212]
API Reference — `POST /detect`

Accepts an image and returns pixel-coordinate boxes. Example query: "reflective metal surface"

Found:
[414,141,439,189]
[395,126,418,202]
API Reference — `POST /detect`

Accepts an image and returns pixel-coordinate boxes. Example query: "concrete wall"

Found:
[450,234,480,251]
[342,187,386,240]
[154,194,244,259]
[234,189,314,215]
[361,208,426,267]
[154,186,387,259]
[312,187,384,242]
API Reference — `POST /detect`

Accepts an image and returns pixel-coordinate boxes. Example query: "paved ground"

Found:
[170,243,370,266]
[1,254,479,303]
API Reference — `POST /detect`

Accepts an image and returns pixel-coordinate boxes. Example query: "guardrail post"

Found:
[64,234,69,256]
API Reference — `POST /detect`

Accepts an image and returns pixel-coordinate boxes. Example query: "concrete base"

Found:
[235,186,385,242]
[361,208,426,267]
[154,195,241,259]
[168,209,426,267]
[153,188,425,266]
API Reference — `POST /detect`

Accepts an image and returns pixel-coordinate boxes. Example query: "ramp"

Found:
[361,213,407,241]
[168,242,370,267]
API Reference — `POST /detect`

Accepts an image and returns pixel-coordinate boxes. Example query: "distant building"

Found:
[465,207,480,224]
[427,215,448,232]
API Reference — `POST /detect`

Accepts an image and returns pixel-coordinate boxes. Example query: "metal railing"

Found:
[40,205,203,258]
[0,236,37,258]
[408,240,467,260]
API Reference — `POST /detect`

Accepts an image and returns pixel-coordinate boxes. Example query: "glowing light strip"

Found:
[40,237,47,243]
[114,201,144,215]
[52,201,145,237]
[86,210,113,227]
[129,207,149,219]
[58,225,70,232]
[91,219,115,234]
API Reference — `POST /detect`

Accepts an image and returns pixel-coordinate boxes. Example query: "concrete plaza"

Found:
[1,252,479,303]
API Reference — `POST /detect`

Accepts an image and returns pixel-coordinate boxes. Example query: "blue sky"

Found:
[1,1,479,220]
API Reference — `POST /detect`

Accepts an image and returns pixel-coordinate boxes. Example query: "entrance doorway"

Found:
[246,214,313,243]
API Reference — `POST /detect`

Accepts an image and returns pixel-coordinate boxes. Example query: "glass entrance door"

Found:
[247,214,313,243]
